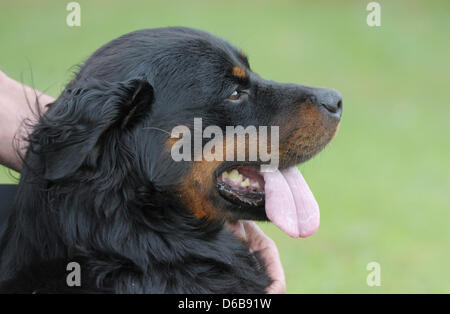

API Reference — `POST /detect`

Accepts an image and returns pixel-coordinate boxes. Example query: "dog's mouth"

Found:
[216,166,265,207]
[216,165,320,238]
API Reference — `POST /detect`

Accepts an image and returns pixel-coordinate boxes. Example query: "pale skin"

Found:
[0,71,54,171]
[0,70,286,294]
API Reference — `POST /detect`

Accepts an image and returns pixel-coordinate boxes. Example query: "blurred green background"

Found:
[1,0,449,293]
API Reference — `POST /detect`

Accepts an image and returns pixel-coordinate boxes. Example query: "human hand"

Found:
[227,220,286,294]
[0,70,54,171]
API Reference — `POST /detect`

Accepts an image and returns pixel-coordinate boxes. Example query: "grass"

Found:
[1,0,449,293]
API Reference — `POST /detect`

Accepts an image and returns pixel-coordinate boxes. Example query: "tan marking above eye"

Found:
[232,66,247,79]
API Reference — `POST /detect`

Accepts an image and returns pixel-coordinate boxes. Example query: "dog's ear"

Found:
[37,78,153,181]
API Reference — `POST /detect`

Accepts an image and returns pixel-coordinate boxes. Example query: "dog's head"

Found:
[31,27,341,238]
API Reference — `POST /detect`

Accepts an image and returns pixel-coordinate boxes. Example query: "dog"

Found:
[0,27,342,293]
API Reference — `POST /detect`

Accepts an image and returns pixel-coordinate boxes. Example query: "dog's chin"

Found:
[220,203,268,222]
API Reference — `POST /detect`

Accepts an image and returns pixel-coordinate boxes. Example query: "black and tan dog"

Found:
[0,27,342,293]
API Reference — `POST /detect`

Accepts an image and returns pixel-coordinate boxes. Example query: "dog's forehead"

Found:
[169,35,247,71]
[147,32,250,95]
[148,28,249,73]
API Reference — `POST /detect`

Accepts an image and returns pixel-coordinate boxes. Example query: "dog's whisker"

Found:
[142,126,171,136]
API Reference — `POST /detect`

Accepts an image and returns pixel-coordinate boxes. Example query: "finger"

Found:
[240,221,286,294]
[262,243,286,294]
[226,220,247,242]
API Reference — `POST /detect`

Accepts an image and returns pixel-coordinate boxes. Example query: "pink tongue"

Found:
[263,167,320,238]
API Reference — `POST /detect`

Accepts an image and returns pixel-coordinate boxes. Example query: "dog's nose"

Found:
[316,88,342,118]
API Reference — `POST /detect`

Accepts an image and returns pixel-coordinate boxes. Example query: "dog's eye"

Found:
[226,88,249,104]
[228,90,241,100]
[228,89,250,102]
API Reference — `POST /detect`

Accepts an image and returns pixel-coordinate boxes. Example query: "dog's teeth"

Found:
[241,178,250,187]
[229,169,242,183]
[251,181,260,189]
[222,172,229,180]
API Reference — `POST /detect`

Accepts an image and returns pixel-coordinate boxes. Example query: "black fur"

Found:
[0,27,341,293]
